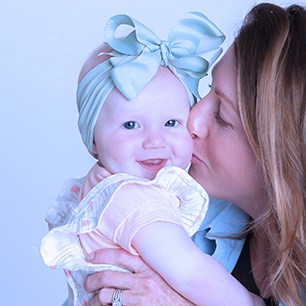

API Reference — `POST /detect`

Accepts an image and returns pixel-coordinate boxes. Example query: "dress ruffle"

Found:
[41,166,208,271]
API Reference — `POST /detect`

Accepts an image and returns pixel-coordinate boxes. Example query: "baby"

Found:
[41,12,262,306]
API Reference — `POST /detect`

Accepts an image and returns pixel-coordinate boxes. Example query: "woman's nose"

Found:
[143,131,166,149]
[188,98,209,139]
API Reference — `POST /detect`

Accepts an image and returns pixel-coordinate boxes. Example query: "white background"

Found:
[1,0,302,305]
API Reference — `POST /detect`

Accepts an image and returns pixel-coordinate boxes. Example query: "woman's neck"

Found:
[236,189,269,220]
[249,231,272,298]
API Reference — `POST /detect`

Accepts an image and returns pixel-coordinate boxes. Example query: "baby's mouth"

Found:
[141,159,165,165]
[139,159,168,170]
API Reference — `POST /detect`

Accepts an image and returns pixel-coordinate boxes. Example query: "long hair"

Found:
[234,3,306,305]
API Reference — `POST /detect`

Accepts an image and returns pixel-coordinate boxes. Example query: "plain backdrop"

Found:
[1,0,303,305]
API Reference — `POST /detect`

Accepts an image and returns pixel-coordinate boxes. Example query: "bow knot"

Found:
[160,40,170,66]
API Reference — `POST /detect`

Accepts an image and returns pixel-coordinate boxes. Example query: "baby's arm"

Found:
[133,222,264,306]
[91,181,263,305]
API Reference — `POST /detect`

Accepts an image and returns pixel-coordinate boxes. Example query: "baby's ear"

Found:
[78,43,112,84]
[92,140,98,159]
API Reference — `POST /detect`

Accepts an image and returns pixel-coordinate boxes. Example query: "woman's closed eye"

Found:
[214,104,232,128]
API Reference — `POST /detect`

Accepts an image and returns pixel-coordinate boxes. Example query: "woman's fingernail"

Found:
[86,252,95,261]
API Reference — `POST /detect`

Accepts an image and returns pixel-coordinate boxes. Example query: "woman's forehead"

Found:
[212,45,236,77]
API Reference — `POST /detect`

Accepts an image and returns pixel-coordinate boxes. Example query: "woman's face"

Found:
[188,46,264,214]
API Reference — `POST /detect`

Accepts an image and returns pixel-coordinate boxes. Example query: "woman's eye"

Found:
[123,121,138,129]
[214,109,229,127]
[165,119,178,127]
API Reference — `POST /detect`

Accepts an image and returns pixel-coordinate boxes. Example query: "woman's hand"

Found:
[85,248,194,306]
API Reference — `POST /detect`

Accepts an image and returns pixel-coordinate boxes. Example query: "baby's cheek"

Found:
[179,136,194,168]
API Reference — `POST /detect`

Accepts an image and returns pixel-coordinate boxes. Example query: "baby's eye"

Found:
[123,121,138,129]
[165,119,179,127]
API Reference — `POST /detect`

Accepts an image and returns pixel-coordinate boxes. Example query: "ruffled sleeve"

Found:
[45,178,83,229]
[96,184,182,254]
[92,166,209,254]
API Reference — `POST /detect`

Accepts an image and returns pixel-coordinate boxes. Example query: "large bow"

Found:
[103,12,225,100]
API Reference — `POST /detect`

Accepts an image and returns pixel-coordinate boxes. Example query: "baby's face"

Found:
[93,68,193,179]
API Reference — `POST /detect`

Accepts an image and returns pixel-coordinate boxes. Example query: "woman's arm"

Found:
[85,248,194,306]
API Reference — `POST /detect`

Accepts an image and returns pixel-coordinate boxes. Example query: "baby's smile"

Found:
[138,158,168,172]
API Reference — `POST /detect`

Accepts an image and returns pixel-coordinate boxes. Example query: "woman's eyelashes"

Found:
[214,103,232,128]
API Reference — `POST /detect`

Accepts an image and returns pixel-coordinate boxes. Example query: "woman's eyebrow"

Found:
[215,88,239,113]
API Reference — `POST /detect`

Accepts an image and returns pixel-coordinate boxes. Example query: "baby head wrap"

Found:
[77,12,225,155]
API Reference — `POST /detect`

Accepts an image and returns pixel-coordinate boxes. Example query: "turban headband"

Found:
[77,12,225,155]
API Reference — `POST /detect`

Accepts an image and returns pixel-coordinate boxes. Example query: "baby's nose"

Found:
[143,132,166,149]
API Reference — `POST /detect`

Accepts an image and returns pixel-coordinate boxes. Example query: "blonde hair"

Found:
[234,3,306,305]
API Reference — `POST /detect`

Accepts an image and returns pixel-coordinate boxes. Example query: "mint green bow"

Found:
[77,12,225,155]
[104,12,225,100]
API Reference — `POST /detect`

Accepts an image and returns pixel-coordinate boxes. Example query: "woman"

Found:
[84,3,306,306]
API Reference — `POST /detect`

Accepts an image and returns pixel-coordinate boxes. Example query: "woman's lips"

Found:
[191,154,205,164]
